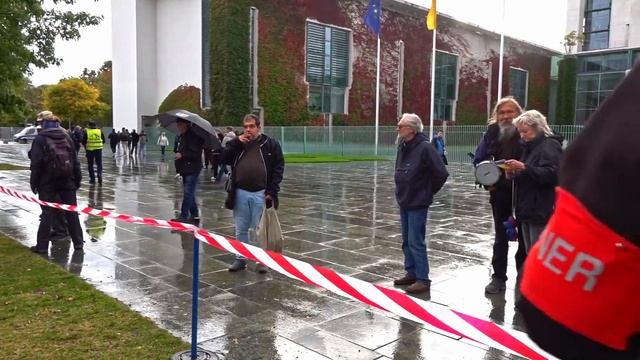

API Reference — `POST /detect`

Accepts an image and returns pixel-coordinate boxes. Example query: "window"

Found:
[633,50,640,66]
[434,51,458,121]
[583,0,611,51]
[575,52,629,124]
[306,21,351,114]
[509,67,528,109]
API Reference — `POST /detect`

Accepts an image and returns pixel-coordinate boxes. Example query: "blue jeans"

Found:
[180,171,200,219]
[233,188,265,259]
[400,207,430,283]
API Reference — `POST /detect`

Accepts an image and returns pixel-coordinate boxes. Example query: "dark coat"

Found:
[474,123,524,203]
[514,133,563,224]
[394,132,449,209]
[221,133,284,209]
[174,129,204,175]
[30,128,81,193]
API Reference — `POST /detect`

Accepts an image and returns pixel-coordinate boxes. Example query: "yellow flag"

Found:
[426,0,437,30]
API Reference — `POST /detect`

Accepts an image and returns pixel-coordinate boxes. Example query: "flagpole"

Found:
[429,28,436,141]
[374,33,380,156]
[497,0,506,100]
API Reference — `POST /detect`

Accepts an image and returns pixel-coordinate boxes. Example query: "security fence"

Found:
[1,125,583,164]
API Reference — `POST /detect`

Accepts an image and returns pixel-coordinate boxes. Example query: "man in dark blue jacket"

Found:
[30,115,84,254]
[393,113,449,294]
[171,119,204,224]
[221,114,284,273]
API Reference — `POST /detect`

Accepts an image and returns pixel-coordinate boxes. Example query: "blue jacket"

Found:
[432,136,445,155]
[394,133,449,209]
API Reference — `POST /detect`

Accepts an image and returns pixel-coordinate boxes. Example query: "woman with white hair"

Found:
[505,110,563,253]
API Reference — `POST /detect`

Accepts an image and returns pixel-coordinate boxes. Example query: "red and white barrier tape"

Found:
[0,185,552,360]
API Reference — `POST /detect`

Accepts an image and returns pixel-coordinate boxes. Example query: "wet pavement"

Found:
[0,144,526,360]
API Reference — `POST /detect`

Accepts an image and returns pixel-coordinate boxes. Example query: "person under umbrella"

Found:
[170,118,204,224]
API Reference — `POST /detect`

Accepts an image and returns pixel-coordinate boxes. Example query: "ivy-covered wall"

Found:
[210,0,557,126]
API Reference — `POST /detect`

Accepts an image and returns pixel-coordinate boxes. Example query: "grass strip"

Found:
[0,235,188,359]
[0,163,29,170]
[284,153,388,163]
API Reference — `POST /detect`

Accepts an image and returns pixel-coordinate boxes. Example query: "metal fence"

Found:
[1,125,583,164]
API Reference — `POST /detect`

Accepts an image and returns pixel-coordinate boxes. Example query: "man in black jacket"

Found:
[172,119,204,224]
[130,129,139,156]
[29,115,84,254]
[222,114,284,273]
[473,97,526,294]
[392,113,448,294]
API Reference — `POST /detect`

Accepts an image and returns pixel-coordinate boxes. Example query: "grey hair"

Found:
[488,96,523,124]
[513,110,553,136]
[399,113,424,133]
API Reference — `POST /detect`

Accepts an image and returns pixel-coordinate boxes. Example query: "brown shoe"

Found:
[406,281,431,294]
[393,274,417,286]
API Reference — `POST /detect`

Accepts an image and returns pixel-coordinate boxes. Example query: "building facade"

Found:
[112,0,558,128]
[566,0,640,124]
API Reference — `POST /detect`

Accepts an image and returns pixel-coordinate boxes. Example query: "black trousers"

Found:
[36,189,84,250]
[86,149,103,182]
[490,188,525,281]
[130,142,138,155]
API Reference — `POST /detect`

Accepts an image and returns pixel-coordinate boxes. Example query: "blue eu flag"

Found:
[364,0,381,36]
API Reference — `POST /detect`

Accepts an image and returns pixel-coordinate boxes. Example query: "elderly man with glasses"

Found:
[392,113,449,294]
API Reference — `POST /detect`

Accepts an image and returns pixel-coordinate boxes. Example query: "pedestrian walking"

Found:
[392,113,448,294]
[214,126,237,183]
[222,114,284,273]
[170,119,204,224]
[29,114,84,254]
[108,128,119,156]
[138,130,148,157]
[82,120,105,185]
[432,130,448,165]
[157,131,169,159]
[130,129,139,156]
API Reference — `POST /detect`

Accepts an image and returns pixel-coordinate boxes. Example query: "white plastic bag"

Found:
[257,206,283,252]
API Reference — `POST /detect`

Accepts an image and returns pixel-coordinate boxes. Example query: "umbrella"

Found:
[158,109,221,150]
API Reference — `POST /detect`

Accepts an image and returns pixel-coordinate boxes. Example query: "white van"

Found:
[13,125,38,143]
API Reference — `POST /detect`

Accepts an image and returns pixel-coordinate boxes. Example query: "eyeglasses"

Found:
[243,124,257,129]
[396,124,409,130]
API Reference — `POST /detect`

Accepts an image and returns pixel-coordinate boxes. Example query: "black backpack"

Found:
[43,134,74,178]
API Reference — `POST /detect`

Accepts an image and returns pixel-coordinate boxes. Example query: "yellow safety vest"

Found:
[86,128,103,151]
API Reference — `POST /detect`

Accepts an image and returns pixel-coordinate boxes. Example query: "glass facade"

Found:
[575,51,631,124]
[306,22,351,114]
[509,68,528,109]
[582,0,611,51]
[434,51,458,121]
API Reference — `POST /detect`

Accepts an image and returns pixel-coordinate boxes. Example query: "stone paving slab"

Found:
[0,144,526,360]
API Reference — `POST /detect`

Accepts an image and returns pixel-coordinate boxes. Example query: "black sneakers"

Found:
[485,277,507,294]
[228,259,247,272]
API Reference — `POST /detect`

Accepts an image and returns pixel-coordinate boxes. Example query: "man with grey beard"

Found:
[473,97,526,294]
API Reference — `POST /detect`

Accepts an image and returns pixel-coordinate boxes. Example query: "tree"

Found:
[0,1,101,122]
[563,31,585,55]
[158,85,205,115]
[44,78,108,128]
[81,61,112,125]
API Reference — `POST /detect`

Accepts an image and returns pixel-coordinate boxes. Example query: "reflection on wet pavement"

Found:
[0,144,526,359]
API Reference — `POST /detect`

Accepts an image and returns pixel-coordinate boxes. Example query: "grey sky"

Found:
[29,0,567,86]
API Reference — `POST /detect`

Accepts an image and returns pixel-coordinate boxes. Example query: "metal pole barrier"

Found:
[171,233,217,360]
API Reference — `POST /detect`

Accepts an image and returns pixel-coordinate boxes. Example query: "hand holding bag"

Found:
[257,205,283,252]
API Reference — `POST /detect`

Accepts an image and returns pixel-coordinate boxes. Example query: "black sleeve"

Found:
[29,137,45,192]
[422,143,449,194]
[522,139,563,186]
[220,137,243,165]
[266,139,285,197]
[81,130,88,146]
[101,132,106,144]
[180,132,204,161]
